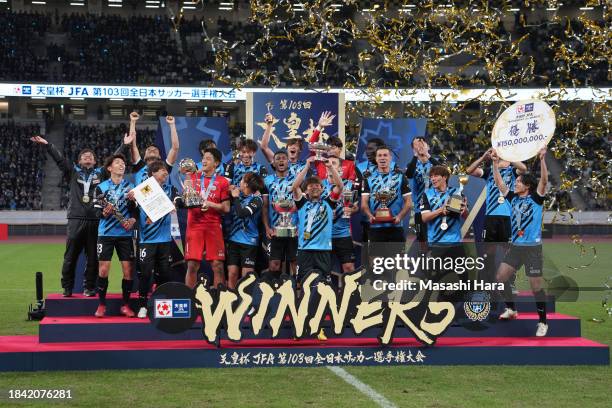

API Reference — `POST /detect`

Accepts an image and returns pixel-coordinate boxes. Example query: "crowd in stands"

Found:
[60,122,156,209]
[0,10,608,87]
[0,123,46,210]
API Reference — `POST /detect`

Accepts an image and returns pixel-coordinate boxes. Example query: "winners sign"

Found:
[154,269,456,346]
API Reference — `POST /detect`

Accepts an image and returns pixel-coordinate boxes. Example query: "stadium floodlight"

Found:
[147,98,162,102]
[508,8,520,11]
[107,0,122,2]
[219,2,234,5]
[69,98,85,100]
[579,7,594,10]
[109,98,124,101]
[108,4,122,6]
[31,97,46,99]
[222,100,236,103]
[70,2,85,5]
[145,5,160,8]
[182,5,196,9]
[31,1,47,4]
[186,99,200,102]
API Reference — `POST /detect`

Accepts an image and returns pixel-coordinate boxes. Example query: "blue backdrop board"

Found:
[246,92,345,168]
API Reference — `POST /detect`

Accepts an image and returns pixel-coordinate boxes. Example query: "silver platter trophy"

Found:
[273,199,297,238]
[178,158,203,209]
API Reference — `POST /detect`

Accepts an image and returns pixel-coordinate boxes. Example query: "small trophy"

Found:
[342,190,356,219]
[178,158,203,209]
[447,174,468,214]
[373,189,395,223]
[309,141,331,161]
[96,194,128,228]
[273,199,297,238]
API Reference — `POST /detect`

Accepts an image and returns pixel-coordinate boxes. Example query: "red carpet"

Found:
[0,335,606,353]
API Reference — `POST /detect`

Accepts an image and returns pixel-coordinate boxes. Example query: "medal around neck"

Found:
[491,100,555,162]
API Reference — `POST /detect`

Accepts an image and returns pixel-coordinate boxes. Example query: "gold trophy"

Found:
[447,174,469,214]
[178,158,203,208]
[273,199,297,238]
[373,189,395,223]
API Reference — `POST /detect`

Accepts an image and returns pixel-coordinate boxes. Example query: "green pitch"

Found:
[0,241,610,408]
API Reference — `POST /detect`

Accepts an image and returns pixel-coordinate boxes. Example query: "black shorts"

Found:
[227,241,257,268]
[269,236,298,262]
[297,250,331,279]
[138,242,171,276]
[503,244,543,277]
[414,212,428,242]
[483,216,511,243]
[97,236,133,261]
[332,237,355,264]
[369,226,404,243]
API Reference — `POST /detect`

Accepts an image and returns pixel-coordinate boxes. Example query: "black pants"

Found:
[61,219,99,291]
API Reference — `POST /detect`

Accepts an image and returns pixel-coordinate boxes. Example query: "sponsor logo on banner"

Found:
[155,299,191,318]
[516,105,525,114]
[525,103,534,112]
[22,85,32,95]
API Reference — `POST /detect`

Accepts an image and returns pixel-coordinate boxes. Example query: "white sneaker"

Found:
[137,307,148,319]
[499,308,518,320]
[536,322,548,337]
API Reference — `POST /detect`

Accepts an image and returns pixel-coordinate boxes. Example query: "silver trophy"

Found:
[273,199,297,238]
[179,158,203,208]
[342,190,356,219]
[309,141,331,161]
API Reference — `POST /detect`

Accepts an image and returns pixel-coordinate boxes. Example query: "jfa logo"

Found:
[155,299,191,318]
[516,105,525,114]
[524,103,534,112]
[155,300,172,317]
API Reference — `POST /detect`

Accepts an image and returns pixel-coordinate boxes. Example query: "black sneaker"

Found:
[83,288,96,297]
[62,288,73,297]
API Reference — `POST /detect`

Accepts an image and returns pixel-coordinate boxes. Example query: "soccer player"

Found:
[322,156,358,273]
[180,147,230,289]
[197,139,225,175]
[466,147,527,291]
[420,166,468,243]
[262,150,298,278]
[291,156,343,280]
[405,137,441,243]
[312,136,357,181]
[93,154,137,318]
[260,113,308,179]
[492,148,549,337]
[127,160,177,318]
[226,172,265,289]
[129,115,180,184]
[224,138,268,186]
[362,146,413,243]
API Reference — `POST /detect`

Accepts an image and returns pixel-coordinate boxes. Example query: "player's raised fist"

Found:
[166,116,175,125]
[264,113,274,124]
[130,112,140,121]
